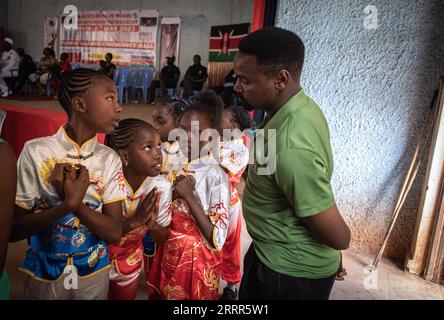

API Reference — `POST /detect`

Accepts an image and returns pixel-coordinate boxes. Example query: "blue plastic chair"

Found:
[130,68,154,104]
[115,67,131,104]
[113,67,120,85]
[27,73,53,96]
[46,73,53,96]
[128,68,139,99]
[166,88,176,97]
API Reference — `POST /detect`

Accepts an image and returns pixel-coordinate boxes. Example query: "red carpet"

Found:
[0,104,105,157]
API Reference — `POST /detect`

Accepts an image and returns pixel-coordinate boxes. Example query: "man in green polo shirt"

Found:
[233,27,351,300]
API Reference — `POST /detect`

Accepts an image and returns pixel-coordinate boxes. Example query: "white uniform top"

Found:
[122,175,172,227]
[161,140,188,181]
[219,138,249,178]
[178,154,231,252]
[0,49,20,73]
[16,126,126,213]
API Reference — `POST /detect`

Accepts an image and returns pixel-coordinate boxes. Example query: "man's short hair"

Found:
[238,27,305,78]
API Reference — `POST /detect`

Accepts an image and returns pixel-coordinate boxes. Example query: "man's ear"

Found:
[117,149,129,166]
[71,96,87,113]
[275,69,291,91]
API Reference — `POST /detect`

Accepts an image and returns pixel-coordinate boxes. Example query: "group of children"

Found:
[4,68,254,300]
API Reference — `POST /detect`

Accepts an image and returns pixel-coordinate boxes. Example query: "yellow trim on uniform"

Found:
[19,259,111,283]
[15,200,32,211]
[19,267,67,283]
[212,226,221,252]
[162,220,172,228]
[161,144,170,173]
[146,278,161,296]
[143,243,157,258]
[60,125,97,156]
[103,196,126,205]
[134,176,149,196]
[77,264,111,279]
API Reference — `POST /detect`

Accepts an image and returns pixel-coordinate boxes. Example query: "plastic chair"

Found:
[4,69,19,95]
[113,67,120,85]
[166,88,176,97]
[192,90,201,98]
[128,68,139,99]
[0,109,6,135]
[45,73,53,96]
[115,67,131,104]
[130,68,154,104]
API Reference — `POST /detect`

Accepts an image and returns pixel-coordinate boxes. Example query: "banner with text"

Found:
[60,10,159,67]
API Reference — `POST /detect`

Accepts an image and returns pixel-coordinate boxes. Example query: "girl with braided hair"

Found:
[12,68,126,299]
[152,96,190,178]
[219,105,254,300]
[105,118,172,300]
[147,90,231,300]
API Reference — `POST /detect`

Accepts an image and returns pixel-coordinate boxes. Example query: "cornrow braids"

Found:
[156,96,191,122]
[230,105,256,131]
[185,90,224,132]
[105,118,150,151]
[57,68,106,118]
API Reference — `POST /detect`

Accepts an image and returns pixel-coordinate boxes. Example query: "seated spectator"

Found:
[28,47,57,95]
[99,60,107,73]
[181,54,208,99]
[149,56,181,103]
[59,53,72,73]
[102,52,116,79]
[211,68,237,106]
[16,48,36,93]
[0,38,20,97]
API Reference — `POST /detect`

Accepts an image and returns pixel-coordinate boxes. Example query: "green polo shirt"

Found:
[243,89,340,279]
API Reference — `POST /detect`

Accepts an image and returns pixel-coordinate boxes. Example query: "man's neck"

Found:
[265,84,302,118]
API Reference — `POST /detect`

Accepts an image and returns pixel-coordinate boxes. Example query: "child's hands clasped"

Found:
[134,188,161,229]
[173,175,196,201]
[51,163,90,212]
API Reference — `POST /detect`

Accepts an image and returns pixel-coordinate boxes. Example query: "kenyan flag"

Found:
[209,23,250,62]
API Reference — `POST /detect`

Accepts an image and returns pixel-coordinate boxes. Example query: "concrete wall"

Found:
[7,0,253,76]
[277,0,444,260]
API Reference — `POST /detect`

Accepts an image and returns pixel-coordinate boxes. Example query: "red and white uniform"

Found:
[147,154,231,300]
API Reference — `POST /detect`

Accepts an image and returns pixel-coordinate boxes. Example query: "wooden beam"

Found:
[423,162,444,282]
[405,78,444,276]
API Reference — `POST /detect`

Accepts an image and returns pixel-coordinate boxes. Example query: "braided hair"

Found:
[184,90,224,132]
[105,118,151,151]
[58,68,107,118]
[156,96,191,122]
[228,105,256,131]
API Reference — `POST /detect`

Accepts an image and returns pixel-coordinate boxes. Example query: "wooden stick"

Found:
[371,87,441,271]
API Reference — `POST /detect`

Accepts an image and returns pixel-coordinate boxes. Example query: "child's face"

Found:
[80,76,122,134]
[126,127,163,177]
[152,107,176,142]
[179,111,212,161]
